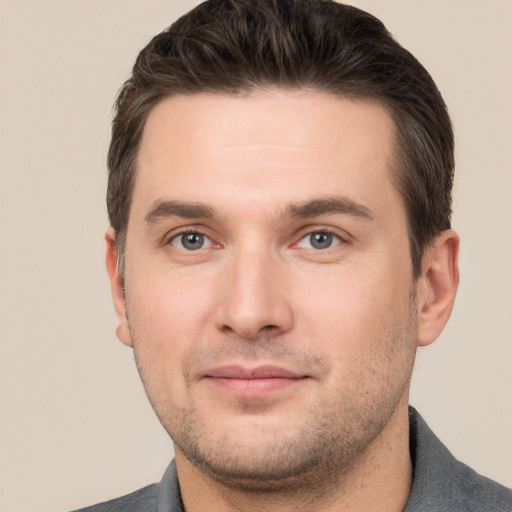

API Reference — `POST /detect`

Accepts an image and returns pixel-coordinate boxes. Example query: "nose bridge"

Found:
[217,241,293,338]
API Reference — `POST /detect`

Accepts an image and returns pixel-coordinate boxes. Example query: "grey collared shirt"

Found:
[74,407,512,511]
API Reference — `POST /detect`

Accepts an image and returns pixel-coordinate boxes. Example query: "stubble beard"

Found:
[170,388,403,494]
[130,294,418,494]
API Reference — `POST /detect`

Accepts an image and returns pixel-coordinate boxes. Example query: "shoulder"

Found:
[69,461,183,512]
[407,407,512,512]
[449,461,512,511]
[70,483,158,512]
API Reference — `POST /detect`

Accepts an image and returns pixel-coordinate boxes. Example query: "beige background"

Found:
[1,1,511,511]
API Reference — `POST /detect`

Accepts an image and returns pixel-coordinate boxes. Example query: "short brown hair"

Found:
[107,0,454,278]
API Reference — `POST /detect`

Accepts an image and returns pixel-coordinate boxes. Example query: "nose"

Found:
[215,247,294,339]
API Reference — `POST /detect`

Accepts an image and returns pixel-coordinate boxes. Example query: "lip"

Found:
[205,364,303,379]
[203,365,308,397]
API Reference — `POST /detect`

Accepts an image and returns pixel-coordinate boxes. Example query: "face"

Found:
[114,91,423,489]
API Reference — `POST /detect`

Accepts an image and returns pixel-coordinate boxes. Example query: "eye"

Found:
[170,231,213,251]
[297,231,342,250]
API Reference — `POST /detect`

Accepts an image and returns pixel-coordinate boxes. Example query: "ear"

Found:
[105,228,133,347]
[416,229,459,347]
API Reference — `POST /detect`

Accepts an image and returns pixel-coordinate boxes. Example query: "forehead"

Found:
[134,90,400,220]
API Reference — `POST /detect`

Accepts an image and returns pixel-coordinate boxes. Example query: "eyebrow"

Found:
[144,195,373,225]
[284,196,373,221]
[144,200,215,224]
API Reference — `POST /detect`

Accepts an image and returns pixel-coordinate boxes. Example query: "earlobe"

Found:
[105,228,133,348]
[416,229,460,347]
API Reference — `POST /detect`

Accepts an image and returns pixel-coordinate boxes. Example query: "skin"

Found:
[106,90,459,512]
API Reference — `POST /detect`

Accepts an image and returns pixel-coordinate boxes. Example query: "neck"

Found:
[175,399,413,512]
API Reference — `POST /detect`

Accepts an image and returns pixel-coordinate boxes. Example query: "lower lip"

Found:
[205,377,305,397]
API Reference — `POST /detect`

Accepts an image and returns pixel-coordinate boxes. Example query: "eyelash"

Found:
[295,229,345,250]
[165,227,349,252]
[167,228,216,250]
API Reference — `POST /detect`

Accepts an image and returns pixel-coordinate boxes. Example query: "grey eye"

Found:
[309,232,333,249]
[171,232,211,251]
[297,231,341,250]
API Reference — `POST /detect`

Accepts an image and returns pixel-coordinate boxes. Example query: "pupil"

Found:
[183,233,203,250]
[311,232,332,249]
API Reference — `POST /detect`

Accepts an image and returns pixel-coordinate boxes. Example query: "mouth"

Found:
[203,364,309,397]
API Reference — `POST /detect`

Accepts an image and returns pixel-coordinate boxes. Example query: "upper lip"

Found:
[204,365,304,379]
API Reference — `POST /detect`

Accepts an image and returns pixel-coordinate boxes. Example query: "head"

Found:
[107,0,454,280]
[105,0,459,499]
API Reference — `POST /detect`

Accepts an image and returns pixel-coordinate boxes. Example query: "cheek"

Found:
[127,273,214,372]
[298,273,417,407]
[127,279,207,419]
[294,264,413,357]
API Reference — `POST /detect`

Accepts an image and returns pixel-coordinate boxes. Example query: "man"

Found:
[78,0,512,510]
